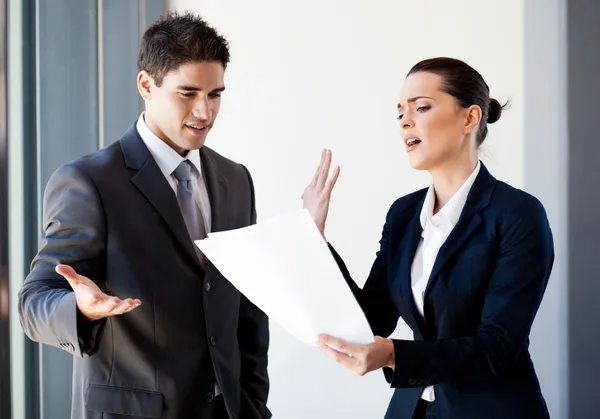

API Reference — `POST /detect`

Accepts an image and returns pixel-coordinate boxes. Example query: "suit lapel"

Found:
[200,147,229,233]
[398,201,428,336]
[424,163,496,298]
[424,211,482,297]
[120,125,203,270]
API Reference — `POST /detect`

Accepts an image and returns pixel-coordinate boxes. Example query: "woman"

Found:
[302,57,554,419]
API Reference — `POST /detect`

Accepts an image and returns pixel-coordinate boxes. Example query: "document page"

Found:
[195,209,373,345]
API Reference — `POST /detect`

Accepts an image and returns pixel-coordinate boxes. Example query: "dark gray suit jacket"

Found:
[18,125,271,419]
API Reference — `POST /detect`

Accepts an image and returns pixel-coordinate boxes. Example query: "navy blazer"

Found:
[330,163,554,419]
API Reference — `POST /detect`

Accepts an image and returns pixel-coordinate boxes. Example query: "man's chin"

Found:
[182,133,208,150]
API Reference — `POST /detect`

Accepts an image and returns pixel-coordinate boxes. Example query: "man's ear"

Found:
[137,71,154,101]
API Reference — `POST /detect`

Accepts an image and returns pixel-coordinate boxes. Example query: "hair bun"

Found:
[488,98,502,124]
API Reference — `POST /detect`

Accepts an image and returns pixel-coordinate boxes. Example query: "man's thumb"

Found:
[55,264,79,285]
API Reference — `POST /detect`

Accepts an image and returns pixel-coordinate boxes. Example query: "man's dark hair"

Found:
[137,11,230,86]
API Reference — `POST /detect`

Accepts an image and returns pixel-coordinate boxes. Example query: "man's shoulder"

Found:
[68,141,124,173]
[48,142,126,190]
[202,146,248,178]
[202,146,237,166]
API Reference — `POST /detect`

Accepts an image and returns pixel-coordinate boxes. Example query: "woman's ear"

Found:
[464,105,483,135]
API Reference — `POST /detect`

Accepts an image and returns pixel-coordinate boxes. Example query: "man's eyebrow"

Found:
[176,85,226,93]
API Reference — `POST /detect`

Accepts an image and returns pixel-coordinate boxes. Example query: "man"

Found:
[18,12,270,419]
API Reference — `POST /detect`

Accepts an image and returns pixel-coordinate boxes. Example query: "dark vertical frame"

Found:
[22,0,40,415]
[0,0,11,414]
[567,1,600,417]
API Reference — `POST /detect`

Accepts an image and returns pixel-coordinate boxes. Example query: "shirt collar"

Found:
[419,161,481,230]
[136,113,202,178]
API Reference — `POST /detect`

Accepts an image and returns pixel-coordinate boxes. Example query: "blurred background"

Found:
[0,0,598,418]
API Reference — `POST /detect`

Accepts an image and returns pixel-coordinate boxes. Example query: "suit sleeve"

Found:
[388,197,554,388]
[328,203,401,339]
[18,162,107,358]
[238,165,271,418]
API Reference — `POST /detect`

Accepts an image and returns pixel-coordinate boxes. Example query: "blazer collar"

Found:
[120,124,213,271]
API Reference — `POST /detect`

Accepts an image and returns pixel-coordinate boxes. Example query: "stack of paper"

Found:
[195,209,373,346]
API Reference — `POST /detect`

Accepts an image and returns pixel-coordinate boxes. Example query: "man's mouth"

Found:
[185,123,208,135]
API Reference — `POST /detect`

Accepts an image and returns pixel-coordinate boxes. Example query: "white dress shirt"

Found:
[136,113,212,233]
[410,161,481,402]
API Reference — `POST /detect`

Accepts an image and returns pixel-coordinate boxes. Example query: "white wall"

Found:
[169,1,525,417]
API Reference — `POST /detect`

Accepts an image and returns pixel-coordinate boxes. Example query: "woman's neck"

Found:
[429,155,479,214]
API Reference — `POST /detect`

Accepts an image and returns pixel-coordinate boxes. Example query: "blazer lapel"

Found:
[398,201,428,336]
[424,163,496,297]
[200,147,229,233]
[120,125,203,270]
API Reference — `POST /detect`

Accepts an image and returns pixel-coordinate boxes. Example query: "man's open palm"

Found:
[56,264,141,321]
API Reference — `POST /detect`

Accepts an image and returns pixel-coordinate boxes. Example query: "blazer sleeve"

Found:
[18,162,107,358]
[388,196,554,388]
[237,165,271,419]
[328,202,401,338]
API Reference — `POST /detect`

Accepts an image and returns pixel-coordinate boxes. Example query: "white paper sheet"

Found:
[195,209,374,346]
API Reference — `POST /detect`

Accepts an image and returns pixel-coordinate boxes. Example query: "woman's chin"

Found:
[407,155,430,171]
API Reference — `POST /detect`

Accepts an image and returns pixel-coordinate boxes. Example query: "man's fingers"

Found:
[56,264,80,286]
[106,298,142,316]
[91,296,121,315]
[117,298,142,314]
[120,304,140,315]
[77,293,141,320]
[108,298,139,316]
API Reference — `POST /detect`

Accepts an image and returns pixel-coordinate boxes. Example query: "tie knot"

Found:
[173,160,194,182]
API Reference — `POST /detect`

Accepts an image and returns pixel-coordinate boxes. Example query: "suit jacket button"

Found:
[423,378,431,385]
[205,392,214,403]
[204,282,212,292]
[408,378,417,386]
[210,336,216,346]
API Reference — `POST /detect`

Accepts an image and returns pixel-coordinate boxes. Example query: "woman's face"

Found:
[397,72,478,172]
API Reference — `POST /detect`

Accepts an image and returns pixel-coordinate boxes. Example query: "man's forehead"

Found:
[163,62,224,87]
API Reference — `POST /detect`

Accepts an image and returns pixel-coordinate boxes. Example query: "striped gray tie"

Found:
[173,160,207,266]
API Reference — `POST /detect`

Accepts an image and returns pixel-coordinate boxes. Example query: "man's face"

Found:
[138,61,225,155]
